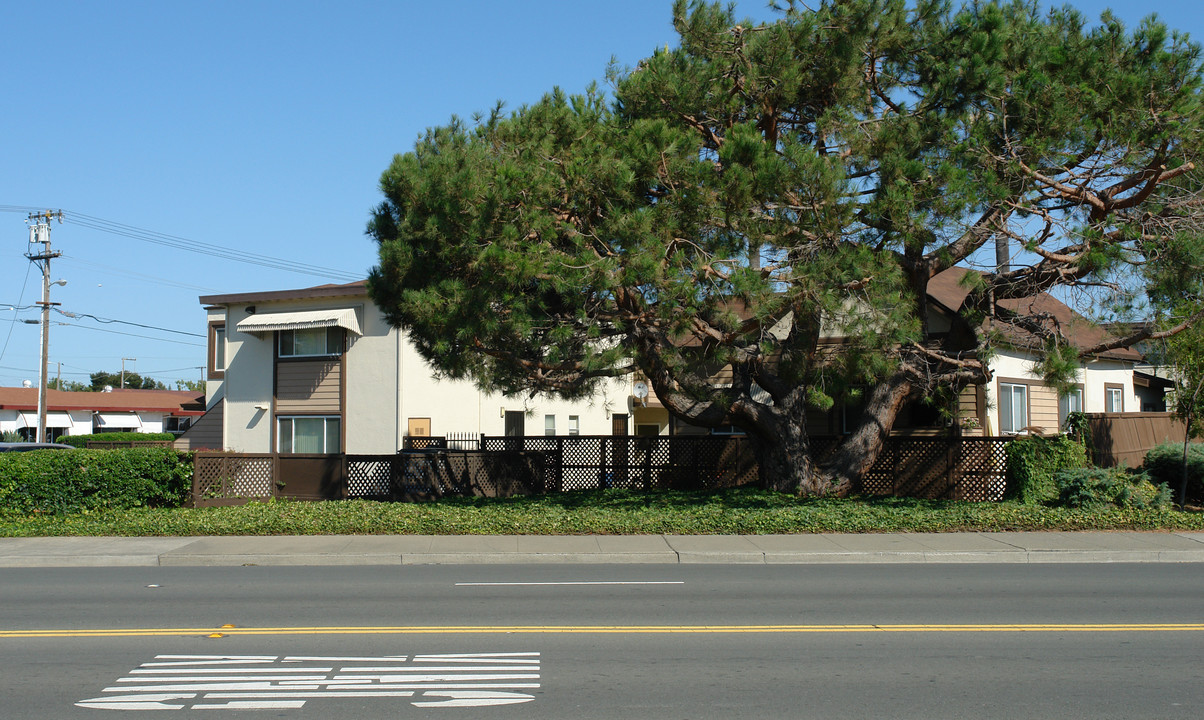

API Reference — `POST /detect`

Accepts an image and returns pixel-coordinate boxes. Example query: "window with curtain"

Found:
[278,416,341,453]
[1000,383,1028,434]
[1059,387,1083,430]
[1105,385,1124,413]
[278,327,343,358]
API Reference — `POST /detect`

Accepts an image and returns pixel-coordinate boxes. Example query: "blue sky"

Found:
[1,1,1199,390]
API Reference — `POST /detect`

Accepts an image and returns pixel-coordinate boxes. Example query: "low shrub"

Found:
[1055,467,1171,510]
[1004,434,1090,504]
[58,432,175,448]
[0,447,193,516]
[1142,442,1204,504]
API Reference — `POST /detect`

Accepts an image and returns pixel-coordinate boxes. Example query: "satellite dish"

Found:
[633,382,649,399]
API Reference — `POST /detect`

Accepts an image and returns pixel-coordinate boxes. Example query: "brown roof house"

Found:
[627,267,1149,439]
[922,267,1144,435]
[0,387,204,442]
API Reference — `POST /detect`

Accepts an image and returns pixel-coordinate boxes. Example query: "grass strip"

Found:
[2,488,1203,537]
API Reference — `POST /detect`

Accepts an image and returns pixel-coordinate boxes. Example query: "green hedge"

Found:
[0,447,192,516]
[58,432,176,448]
[1004,435,1090,504]
[1143,442,1204,504]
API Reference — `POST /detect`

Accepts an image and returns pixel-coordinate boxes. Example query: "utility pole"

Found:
[26,211,64,444]
[121,357,137,388]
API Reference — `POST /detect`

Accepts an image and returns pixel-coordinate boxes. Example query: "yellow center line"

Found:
[3,623,1204,639]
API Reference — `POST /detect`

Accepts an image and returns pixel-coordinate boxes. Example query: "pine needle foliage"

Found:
[368,0,1204,495]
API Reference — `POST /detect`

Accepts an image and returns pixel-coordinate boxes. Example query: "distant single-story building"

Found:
[0,387,205,442]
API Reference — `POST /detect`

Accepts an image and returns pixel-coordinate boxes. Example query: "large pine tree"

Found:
[368,0,1204,495]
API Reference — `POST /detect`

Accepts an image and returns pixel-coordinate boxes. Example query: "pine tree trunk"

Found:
[749,397,847,496]
[825,372,915,489]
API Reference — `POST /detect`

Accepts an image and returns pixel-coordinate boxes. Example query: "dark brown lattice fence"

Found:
[194,435,1010,505]
[192,453,276,507]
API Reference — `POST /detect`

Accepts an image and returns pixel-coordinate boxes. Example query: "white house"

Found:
[178,280,630,453]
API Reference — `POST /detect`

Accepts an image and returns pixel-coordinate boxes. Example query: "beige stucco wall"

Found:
[985,349,1135,435]
[221,303,279,452]
[395,331,624,440]
[344,302,399,453]
[1081,358,1138,414]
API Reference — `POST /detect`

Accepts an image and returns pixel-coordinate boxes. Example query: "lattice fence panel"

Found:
[192,454,275,506]
[858,441,896,496]
[954,439,1009,501]
[227,457,274,497]
[892,440,955,499]
[346,456,398,499]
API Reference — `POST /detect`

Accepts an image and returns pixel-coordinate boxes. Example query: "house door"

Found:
[504,411,525,437]
[611,413,628,436]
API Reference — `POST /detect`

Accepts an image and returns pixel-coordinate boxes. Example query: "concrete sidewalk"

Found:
[1,531,1203,567]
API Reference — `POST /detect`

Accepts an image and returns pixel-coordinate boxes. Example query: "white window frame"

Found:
[544,414,556,436]
[1105,385,1124,413]
[1059,387,1083,430]
[568,415,579,435]
[277,415,341,454]
[278,327,343,359]
[999,382,1029,434]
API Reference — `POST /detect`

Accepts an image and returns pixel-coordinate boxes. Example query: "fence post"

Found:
[600,436,609,490]
[946,439,956,500]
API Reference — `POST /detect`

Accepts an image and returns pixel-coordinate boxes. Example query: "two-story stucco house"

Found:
[176,280,629,453]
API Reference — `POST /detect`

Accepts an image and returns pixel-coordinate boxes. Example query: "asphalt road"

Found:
[2,564,1202,719]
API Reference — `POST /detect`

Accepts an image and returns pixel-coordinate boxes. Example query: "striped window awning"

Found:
[18,411,73,429]
[236,308,362,337]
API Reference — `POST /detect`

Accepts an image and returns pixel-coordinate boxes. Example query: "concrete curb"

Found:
[0,532,1202,567]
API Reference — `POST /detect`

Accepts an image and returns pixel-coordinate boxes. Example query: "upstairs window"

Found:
[208,323,226,379]
[279,327,343,358]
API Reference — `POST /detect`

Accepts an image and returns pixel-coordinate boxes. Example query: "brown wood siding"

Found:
[275,360,341,413]
[1030,384,1059,433]
[174,400,224,451]
[958,385,984,436]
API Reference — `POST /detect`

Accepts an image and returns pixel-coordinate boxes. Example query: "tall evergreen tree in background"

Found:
[368,0,1204,495]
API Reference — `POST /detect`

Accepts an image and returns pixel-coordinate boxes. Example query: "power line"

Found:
[58,254,221,292]
[54,307,204,338]
[3,205,364,282]
[51,322,206,347]
[0,263,34,364]
[66,212,364,282]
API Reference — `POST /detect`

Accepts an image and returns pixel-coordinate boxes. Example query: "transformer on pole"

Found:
[26,211,64,443]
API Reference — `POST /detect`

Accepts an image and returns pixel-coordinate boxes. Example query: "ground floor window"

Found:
[1059,387,1083,430]
[165,417,192,436]
[278,416,340,453]
[16,427,67,442]
[999,382,1028,434]
[1105,384,1124,413]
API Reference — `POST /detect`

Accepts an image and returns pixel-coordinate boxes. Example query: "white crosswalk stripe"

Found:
[76,653,540,710]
